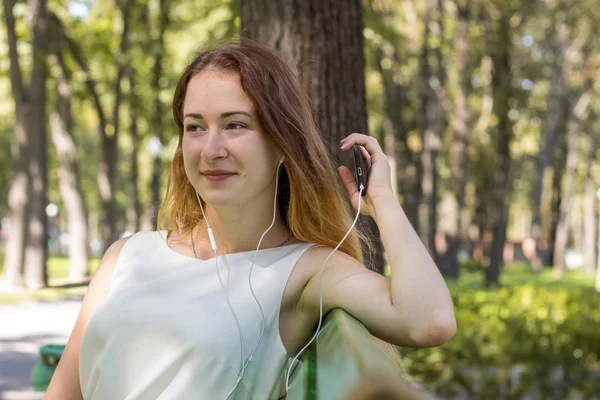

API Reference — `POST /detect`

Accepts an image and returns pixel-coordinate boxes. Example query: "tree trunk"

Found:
[127,69,142,233]
[530,31,570,272]
[470,56,495,263]
[486,12,513,288]
[571,195,583,250]
[440,0,472,278]
[553,83,591,276]
[553,78,593,277]
[417,0,443,260]
[50,12,110,248]
[98,0,133,250]
[24,0,49,289]
[546,126,567,268]
[240,0,385,273]
[382,117,398,197]
[48,48,90,282]
[98,129,119,249]
[372,46,419,229]
[1,0,30,290]
[473,159,495,261]
[372,47,400,197]
[553,117,579,277]
[596,214,600,293]
[430,0,448,266]
[150,0,169,228]
[582,115,597,276]
[412,152,424,238]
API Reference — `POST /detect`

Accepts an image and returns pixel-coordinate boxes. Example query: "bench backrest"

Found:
[286,309,436,400]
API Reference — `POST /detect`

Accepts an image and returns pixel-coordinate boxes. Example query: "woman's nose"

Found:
[201,127,228,161]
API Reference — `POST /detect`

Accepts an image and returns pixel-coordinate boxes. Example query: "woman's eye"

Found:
[185,125,204,132]
[226,123,247,130]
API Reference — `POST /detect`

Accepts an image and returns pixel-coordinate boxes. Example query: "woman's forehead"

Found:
[183,70,254,117]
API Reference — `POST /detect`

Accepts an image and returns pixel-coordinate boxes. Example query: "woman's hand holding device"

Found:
[338,133,394,222]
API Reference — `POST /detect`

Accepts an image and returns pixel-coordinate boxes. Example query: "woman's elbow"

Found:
[409,310,457,347]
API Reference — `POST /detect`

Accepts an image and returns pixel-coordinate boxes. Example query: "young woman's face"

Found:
[181,69,281,208]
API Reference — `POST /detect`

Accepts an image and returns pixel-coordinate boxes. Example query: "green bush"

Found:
[459,258,487,273]
[400,268,600,399]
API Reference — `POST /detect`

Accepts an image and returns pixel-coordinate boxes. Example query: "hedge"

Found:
[400,267,600,399]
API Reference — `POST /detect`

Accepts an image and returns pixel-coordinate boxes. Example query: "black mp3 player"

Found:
[352,145,369,196]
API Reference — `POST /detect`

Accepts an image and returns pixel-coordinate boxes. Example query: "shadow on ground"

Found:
[0,334,63,393]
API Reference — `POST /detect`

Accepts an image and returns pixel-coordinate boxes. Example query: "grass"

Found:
[445,262,597,293]
[384,258,596,292]
[0,255,100,305]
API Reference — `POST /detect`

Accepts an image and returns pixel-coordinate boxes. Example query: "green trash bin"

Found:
[31,344,66,392]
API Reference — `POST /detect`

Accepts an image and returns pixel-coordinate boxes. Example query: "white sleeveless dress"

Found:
[79,230,316,399]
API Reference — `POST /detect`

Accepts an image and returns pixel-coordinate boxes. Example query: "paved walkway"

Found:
[0,298,82,400]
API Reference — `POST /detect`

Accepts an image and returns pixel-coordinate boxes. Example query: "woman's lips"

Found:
[203,173,236,182]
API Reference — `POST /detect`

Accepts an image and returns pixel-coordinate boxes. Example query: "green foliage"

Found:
[459,257,487,273]
[402,266,600,399]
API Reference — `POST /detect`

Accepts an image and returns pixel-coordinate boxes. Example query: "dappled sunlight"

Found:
[0,0,599,397]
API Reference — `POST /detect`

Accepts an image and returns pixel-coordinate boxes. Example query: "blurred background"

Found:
[1,0,599,399]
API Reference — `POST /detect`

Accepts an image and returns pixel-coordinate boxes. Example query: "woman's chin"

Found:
[199,193,241,208]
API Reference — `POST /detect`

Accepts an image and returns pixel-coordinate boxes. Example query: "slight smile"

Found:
[202,173,237,182]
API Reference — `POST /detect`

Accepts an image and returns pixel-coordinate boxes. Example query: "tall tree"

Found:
[365,2,421,232]
[374,48,421,230]
[123,1,151,234]
[25,0,50,290]
[50,11,110,246]
[546,127,568,267]
[582,108,597,276]
[1,0,50,289]
[553,83,591,276]
[530,6,572,271]
[97,0,134,249]
[439,0,474,278]
[126,67,142,233]
[485,7,514,287]
[596,211,600,292]
[2,0,31,289]
[150,0,170,228]
[466,55,495,261]
[47,43,90,282]
[240,0,385,273]
[50,3,134,250]
[417,0,445,260]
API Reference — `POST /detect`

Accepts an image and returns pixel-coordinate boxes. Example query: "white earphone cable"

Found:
[196,192,245,378]
[284,183,364,391]
[195,159,360,397]
[233,159,283,389]
[196,159,285,399]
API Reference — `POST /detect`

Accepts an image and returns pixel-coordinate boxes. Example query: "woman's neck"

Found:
[191,211,294,254]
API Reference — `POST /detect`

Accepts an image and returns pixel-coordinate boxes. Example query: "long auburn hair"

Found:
[157,37,374,263]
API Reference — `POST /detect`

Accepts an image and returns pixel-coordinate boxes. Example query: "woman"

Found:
[46,38,455,399]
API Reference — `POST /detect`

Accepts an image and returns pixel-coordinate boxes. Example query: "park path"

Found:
[0,298,82,400]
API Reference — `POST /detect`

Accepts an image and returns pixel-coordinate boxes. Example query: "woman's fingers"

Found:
[340,133,383,155]
[338,165,358,197]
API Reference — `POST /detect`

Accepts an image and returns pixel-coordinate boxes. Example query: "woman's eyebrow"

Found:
[183,111,253,119]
